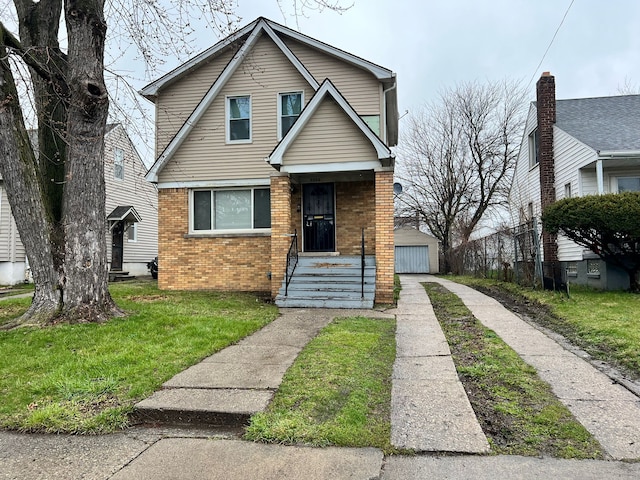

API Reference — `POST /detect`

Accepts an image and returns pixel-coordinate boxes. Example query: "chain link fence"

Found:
[451,220,543,287]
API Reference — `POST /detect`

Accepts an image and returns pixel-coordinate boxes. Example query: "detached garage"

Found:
[394,227,439,274]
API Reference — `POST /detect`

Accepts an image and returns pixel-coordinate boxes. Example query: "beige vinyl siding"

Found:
[283,97,377,165]
[283,37,382,114]
[158,34,314,183]
[104,126,158,264]
[155,47,237,156]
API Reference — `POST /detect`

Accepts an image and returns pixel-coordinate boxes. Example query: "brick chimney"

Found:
[536,72,558,266]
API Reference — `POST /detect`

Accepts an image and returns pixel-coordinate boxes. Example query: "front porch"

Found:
[270,170,395,307]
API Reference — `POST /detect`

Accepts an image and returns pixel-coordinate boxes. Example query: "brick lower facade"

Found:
[158,188,271,292]
[158,174,395,304]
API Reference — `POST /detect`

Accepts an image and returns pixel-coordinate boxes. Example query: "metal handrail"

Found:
[361,228,365,299]
[285,230,298,296]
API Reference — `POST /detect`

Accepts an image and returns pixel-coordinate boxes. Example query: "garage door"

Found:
[395,246,430,273]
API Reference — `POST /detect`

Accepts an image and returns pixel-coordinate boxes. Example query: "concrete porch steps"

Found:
[275,255,376,309]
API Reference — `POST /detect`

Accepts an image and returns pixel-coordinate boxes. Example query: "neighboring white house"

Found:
[510,72,640,289]
[0,123,158,285]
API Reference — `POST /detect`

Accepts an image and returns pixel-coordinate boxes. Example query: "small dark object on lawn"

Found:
[147,257,158,279]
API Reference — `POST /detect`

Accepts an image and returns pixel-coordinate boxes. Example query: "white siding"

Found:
[0,182,26,264]
[104,125,158,270]
[282,97,377,165]
[509,104,541,225]
[157,34,315,183]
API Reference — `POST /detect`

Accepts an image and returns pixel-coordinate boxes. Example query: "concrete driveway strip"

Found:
[428,275,640,461]
[392,276,489,453]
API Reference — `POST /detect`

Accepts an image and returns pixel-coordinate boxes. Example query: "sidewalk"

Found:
[2,275,640,479]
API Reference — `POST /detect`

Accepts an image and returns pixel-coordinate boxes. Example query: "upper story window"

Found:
[191,187,271,232]
[617,177,640,192]
[361,115,380,136]
[114,148,124,180]
[528,128,539,168]
[227,95,251,143]
[279,92,303,139]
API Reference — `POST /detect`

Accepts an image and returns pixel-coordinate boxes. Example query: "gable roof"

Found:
[267,79,393,170]
[143,18,398,183]
[539,95,640,153]
[140,17,395,100]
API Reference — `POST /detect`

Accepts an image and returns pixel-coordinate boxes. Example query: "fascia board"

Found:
[268,79,392,167]
[267,20,394,81]
[145,23,265,183]
[139,20,258,99]
[262,23,319,89]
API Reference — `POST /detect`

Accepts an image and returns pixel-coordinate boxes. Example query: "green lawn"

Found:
[0,281,278,433]
[245,316,397,453]
[448,276,640,379]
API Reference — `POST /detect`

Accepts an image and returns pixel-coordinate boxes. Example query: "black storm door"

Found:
[303,183,335,252]
[111,221,124,271]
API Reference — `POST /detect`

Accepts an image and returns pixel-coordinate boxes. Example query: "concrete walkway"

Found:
[427,275,640,460]
[391,276,489,452]
[135,308,394,426]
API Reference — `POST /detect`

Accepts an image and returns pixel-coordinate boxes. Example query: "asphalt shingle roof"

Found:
[554,95,640,152]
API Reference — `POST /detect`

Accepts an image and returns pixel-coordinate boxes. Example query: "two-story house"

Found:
[0,123,158,285]
[141,17,398,307]
[510,72,640,289]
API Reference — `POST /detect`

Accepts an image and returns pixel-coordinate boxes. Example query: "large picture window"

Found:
[227,95,251,142]
[279,92,302,138]
[192,188,271,232]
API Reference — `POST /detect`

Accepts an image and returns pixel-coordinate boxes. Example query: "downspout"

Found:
[382,78,396,145]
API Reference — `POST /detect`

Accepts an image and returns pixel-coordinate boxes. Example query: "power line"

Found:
[526,0,576,89]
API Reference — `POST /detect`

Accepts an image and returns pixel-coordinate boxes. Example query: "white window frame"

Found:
[528,128,539,169]
[189,187,271,234]
[614,176,640,193]
[226,95,252,144]
[127,222,138,243]
[278,91,303,140]
[564,182,572,198]
[114,148,124,180]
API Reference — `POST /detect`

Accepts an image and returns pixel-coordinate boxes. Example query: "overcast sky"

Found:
[146,0,640,120]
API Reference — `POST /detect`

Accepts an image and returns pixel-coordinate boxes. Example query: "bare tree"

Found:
[396,80,526,273]
[0,0,349,328]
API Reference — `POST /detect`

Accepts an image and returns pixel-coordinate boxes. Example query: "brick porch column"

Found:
[375,168,395,304]
[270,172,292,298]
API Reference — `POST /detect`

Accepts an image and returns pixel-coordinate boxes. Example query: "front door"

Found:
[111,221,124,271]
[303,183,335,252]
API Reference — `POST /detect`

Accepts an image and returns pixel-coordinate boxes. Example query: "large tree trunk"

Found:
[59,0,120,322]
[0,41,61,327]
[0,0,121,327]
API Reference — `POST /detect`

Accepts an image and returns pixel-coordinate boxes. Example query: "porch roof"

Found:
[266,79,394,173]
[107,206,142,224]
